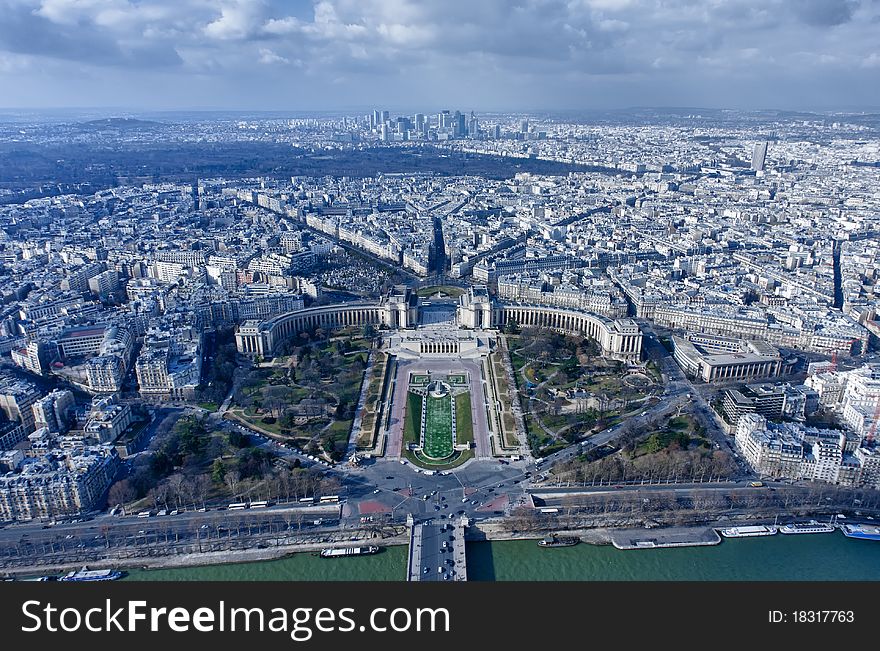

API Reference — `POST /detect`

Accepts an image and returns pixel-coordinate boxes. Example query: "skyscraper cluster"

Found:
[366,108,482,142]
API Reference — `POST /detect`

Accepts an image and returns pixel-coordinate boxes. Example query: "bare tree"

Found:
[192,474,210,509]
[167,473,187,509]
[150,483,170,510]
[224,469,242,500]
[108,479,136,509]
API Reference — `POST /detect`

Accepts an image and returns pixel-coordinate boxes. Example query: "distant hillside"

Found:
[79,117,164,130]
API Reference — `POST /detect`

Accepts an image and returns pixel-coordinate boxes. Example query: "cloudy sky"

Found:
[0,0,879,112]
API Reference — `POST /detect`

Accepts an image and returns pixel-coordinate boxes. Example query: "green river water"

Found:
[123,533,880,581]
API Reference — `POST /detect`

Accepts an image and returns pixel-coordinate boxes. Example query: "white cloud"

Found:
[597,19,629,32]
[860,53,880,69]
[258,47,288,64]
[203,1,264,41]
[0,0,878,109]
[375,22,433,47]
[577,0,634,10]
[262,16,302,35]
[0,51,31,72]
[34,0,112,25]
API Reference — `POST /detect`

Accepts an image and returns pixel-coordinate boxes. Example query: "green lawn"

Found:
[326,419,353,444]
[423,394,454,459]
[410,448,474,468]
[402,388,478,470]
[541,412,571,430]
[524,415,553,455]
[356,352,388,448]
[502,416,519,448]
[524,366,541,383]
[403,391,423,447]
[403,388,464,461]
[508,347,528,374]
[454,393,474,445]
[668,415,693,431]
[227,411,284,436]
[490,354,520,450]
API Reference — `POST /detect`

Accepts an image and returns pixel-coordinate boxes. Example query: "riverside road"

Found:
[0,326,841,572]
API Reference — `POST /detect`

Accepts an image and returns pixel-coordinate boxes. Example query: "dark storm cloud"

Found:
[0,0,878,109]
[793,0,858,26]
[0,0,183,67]
[0,7,124,64]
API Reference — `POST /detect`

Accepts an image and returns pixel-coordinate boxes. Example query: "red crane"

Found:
[829,337,862,372]
[867,400,880,445]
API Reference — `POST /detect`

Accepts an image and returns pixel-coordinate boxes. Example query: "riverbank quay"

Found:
[610,526,720,550]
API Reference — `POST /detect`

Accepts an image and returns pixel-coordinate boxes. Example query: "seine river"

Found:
[124,533,880,581]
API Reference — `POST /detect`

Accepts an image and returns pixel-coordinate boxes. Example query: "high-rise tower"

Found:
[752,141,769,172]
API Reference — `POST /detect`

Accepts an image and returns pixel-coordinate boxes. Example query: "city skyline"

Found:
[0,0,879,112]
[2,0,880,592]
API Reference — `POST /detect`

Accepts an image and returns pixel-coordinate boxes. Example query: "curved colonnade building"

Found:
[235,286,642,361]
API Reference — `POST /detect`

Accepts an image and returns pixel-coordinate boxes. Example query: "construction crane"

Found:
[829,337,863,372]
[867,399,880,445]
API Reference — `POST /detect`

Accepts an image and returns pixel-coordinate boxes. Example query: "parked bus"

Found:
[319,495,340,504]
[539,508,560,514]
[228,502,248,510]
[250,501,270,509]
[299,497,316,504]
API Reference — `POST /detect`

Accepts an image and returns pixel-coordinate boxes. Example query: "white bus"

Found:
[228,502,248,510]
[539,508,560,514]
[299,497,316,504]
[319,495,340,504]
[250,501,269,509]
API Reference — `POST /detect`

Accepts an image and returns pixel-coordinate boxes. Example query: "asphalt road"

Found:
[0,327,765,568]
[0,503,346,568]
[530,481,758,506]
[413,523,457,581]
[0,451,532,565]
[344,455,532,524]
